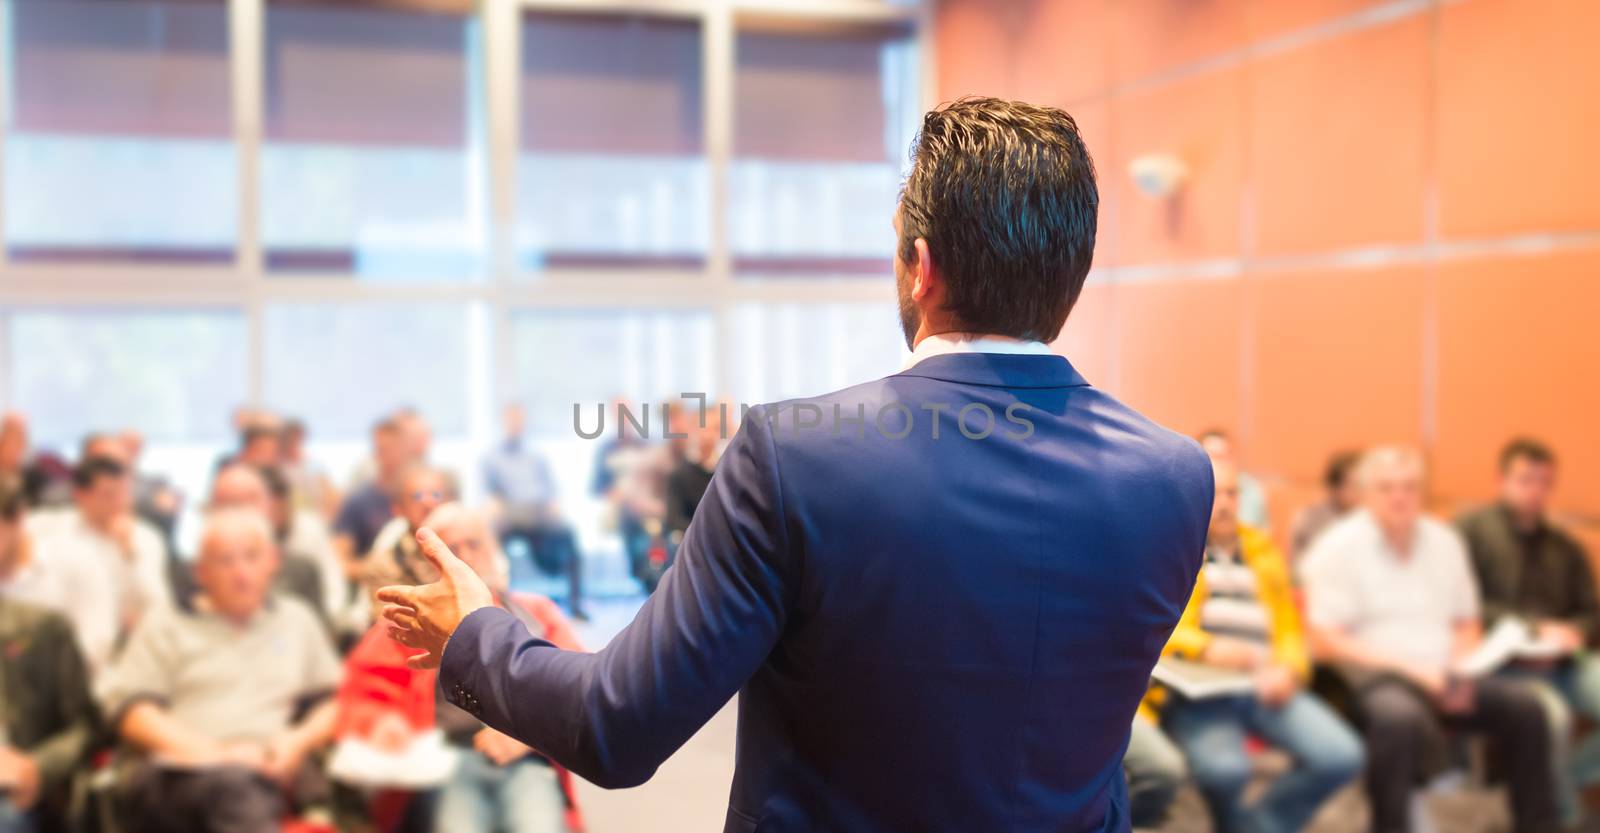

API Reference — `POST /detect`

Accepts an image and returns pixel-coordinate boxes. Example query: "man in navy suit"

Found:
[380,97,1214,833]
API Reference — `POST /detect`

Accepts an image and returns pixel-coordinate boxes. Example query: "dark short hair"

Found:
[1500,437,1555,472]
[240,425,278,448]
[72,455,127,490]
[898,97,1098,342]
[1324,449,1362,491]
[257,463,291,501]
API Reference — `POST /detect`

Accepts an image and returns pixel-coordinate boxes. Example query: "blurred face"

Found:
[75,473,130,525]
[1208,460,1240,545]
[1501,457,1555,520]
[196,516,278,620]
[397,470,448,529]
[504,405,525,439]
[432,514,503,590]
[1364,456,1425,537]
[211,466,270,515]
[120,431,144,463]
[1200,434,1233,463]
[398,415,431,462]
[239,434,281,467]
[1333,472,1362,512]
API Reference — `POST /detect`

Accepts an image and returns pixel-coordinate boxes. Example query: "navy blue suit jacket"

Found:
[441,353,1213,832]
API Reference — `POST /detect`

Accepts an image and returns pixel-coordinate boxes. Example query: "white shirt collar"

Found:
[901,332,1053,371]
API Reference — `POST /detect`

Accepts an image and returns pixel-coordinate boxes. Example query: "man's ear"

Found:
[912,237,937,301]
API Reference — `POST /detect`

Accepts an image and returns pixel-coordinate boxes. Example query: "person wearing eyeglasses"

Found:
[364,465,457,599]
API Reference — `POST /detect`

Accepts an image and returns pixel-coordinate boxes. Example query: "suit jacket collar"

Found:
[893,352,1090,390]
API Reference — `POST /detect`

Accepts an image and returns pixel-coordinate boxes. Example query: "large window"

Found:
[729,301,906,402]
[729,20,919,279]
[508,308,716,437]
[7,309,247,449]
[517,12,707,275]
[263,302,479,440]
[3,0,235,262]
[261,3,480,279]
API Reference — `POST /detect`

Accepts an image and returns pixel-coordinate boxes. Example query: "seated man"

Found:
[0,484,96,833]
[341,503,583,833]
[1158,458,1362,833]
[485,403,585,619]
[209,462,327,620]
[1458,438,1600,826]
[101,508,341,833]
[1303,446,1557,833]
[364,465,455,596]
[27,455,170,674]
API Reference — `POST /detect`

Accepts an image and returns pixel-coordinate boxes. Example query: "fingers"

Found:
[415,527,468,580]
[375,585,420,608]
[380,604,419,632]
[405,651,442,670]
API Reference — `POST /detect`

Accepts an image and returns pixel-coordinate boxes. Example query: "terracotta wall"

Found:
[935,0,1600,549]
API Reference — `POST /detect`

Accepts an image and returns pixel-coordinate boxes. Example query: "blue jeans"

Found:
[433,752,564,833]
[1504,653,1600,825]
[1163,691,1364,833]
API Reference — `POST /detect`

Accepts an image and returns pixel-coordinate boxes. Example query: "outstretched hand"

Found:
[377,527,495,669]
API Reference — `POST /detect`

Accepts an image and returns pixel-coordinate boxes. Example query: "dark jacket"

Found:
[1457,504,1600,644]
[438,354,1214,833]
[0,598,96,829]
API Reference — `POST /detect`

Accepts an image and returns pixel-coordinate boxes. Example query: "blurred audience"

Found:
[592,400,672,593]
[340,503,584,833]
[365,465,457,597]
[102,508,340,833]
[209,462,328,621]
[1458,438,1600,827]
[334,419,408,586]
[0,485,95,833]
[1289,449,1362,563]
[485,403,586,621]
[1157,458,1362,833]
[664,402,728,543]
[1302,446,1558,833]
[260,463,348,626]
[1198,429,1270,531]
[282,418,340,522]
[28,456,170,674]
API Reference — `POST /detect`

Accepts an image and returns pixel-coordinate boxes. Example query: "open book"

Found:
[328,728,461,790]
[1453,618,1571,677]
[1151,657,1257,699]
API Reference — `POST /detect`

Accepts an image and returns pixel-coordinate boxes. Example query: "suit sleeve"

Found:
[439,405,792,789]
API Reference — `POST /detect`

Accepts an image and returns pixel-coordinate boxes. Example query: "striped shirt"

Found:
[1197,545,1272,645]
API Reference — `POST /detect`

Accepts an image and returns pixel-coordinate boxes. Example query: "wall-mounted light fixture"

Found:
[1128,153,1188,199]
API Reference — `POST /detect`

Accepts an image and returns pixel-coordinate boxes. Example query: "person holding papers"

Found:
[1302,446,1558,833]
[1157,457,1362,833]
[1458,438,1600,827]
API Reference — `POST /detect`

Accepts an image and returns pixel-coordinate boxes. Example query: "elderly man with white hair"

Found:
[1301,446,1557,833]
[100,507,341,833]
[340,502,584,833]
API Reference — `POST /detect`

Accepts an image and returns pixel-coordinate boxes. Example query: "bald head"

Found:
[423,502,508,592]
[196,507,280,621]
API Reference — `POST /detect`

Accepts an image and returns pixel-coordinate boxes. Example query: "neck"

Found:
[1381,521,1415,556]
[1505,503,1542,533]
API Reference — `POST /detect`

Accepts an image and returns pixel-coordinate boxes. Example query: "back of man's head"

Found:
[897,97,1098,343]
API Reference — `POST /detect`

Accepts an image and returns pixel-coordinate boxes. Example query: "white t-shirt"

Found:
[25,508,172,674]
[1301,509,1480,672]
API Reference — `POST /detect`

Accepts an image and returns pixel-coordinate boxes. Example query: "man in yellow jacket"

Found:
[1155,458,1363,833]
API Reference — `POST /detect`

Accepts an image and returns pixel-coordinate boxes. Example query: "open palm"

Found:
[377,527,495,669]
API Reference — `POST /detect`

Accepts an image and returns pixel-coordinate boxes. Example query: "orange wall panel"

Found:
[1053,280,1117,388]
[1245,265,1426,483]
[1111,0,1249,84]
[1013,0,1109,106]
[935,0,1017,101]
[1246,0,1392,42]
[1248,15,1428,256]
[1434,250,1600,514]
[1437,0,1600,238]
[1112,67,1245,265]
[1113,278,1243,436]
